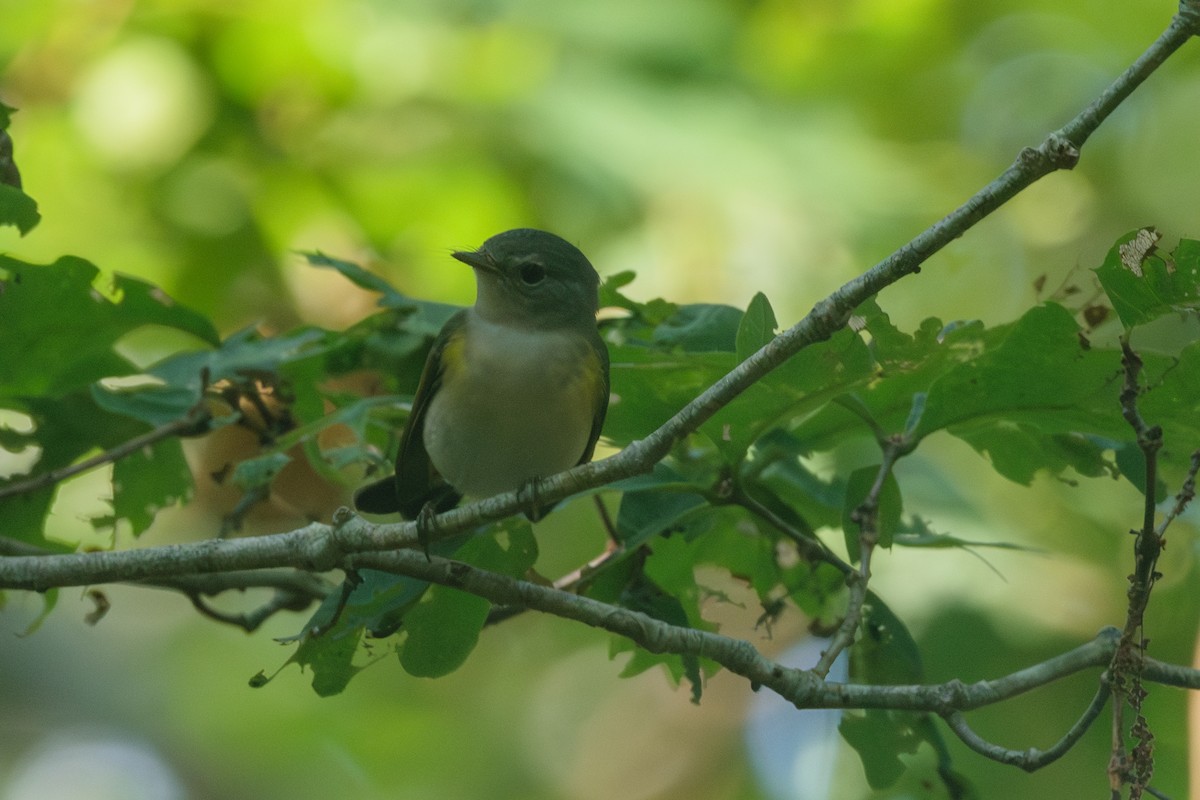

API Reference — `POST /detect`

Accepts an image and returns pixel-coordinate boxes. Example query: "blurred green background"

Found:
[2,1,1199,798]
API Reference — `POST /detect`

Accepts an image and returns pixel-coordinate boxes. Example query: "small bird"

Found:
[354,228,609,522]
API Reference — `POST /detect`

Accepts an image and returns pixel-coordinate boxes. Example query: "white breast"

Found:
[422,315,597,499]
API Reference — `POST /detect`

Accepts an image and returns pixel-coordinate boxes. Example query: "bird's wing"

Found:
[353,310,468,518]
[576,328,610,466]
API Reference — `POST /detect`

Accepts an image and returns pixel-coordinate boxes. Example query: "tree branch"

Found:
[944,683,1112,771]
[185,581,326,632]
[1106,337,1200,796]
[0,535,332,631]
[3,2,1196,590]
[344,550,1200,718]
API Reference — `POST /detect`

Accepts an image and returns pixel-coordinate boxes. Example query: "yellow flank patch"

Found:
[439,327,468,382]
[577,347,607,416]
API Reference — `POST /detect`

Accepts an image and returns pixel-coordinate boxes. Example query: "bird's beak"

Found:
[451,248,500,275]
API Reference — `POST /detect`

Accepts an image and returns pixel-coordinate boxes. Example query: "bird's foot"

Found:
[517,476,549,522]
[415,501,441,561]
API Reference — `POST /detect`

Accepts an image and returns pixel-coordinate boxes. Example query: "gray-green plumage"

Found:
[354,229,608,519]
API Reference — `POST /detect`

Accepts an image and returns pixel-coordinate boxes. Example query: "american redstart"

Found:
[355,228,609,522]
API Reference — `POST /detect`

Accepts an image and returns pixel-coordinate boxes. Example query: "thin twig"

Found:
[156,570,333,632]
[485,539,628,626]
[729,486,851,575]
[0,406,212,501]
[188,588,316,632]
[1155,450,1200,537]
[812,436,909,678]
[943,683,1112,771]
[593,494,619,543]
[1109,338,1175,798]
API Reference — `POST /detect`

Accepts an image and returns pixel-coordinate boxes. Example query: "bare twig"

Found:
[813,435,911,678]
[1155,450,1200,537]
[944,683,1112,771]
[158,569,334,632]
[0,405,212,502]
[728,486,851,575]
[485,539,628,626]
[1108,339,1154,796]
[188,586,320,632]
[1108,337,1189,798]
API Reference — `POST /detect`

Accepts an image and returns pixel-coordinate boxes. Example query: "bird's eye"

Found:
[519,263,546,285]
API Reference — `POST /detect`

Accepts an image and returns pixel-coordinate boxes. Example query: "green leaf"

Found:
[613,565,704,703]
[398,585,491,678]
[599,271,676,324]
[0,183,40,235]
[462,518,540,578]
[854,592,924,685]
[704,325,874,461]
[840,594,930,789]
[0,256,219,401]
[653,303,742,352]
[736,292,777,362]
[839,709,920,789]
[287,519,489,666]
[842,596,972,797]
[600,269,635,291]
[274,565,444,695]
[949,425,1115,486]
[793,310,970,454]
[842,467,902,561]
[684,511,782,600]
[303,250,405,304]
[108,272,221,347]
[0,111,36,234]
[109,439,193,536]
[796,291,1196,489]
[90,382,202,429]
[292,567,436,646]
[92,326,328,427]
[0,483,57,546]
[892,519,1036,553]
[1094,231,1200,328]
[2,393,158,543]
[783,560,849,619]
[749,429,847,532]
[396,520,537,678]
[604,344,734,447]
[1138,339,1200,486]
[614,465,708,548]
[916,303,1125,483]
[290,626,366,697]
[230,452,292,490]
[18,588,59,636]
[303,252,460,334]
